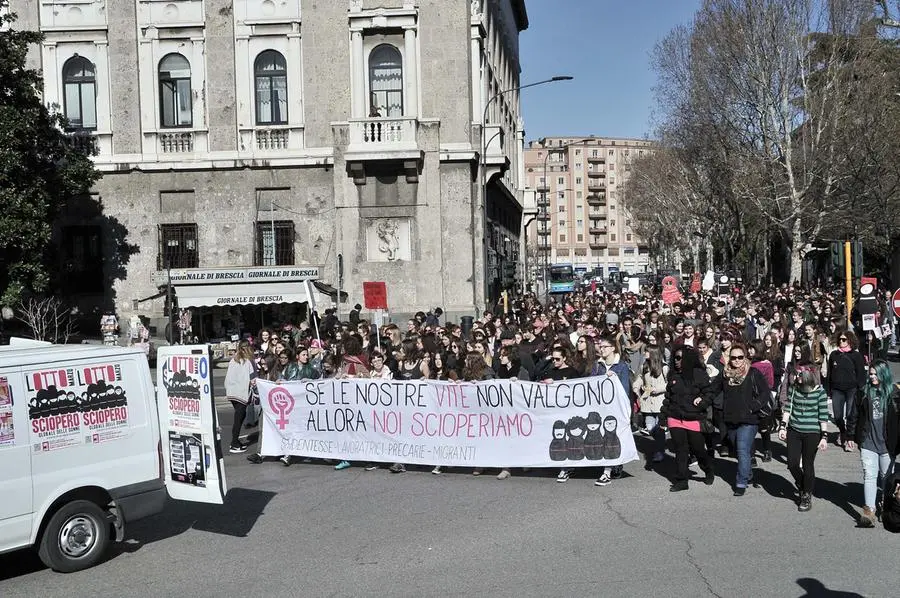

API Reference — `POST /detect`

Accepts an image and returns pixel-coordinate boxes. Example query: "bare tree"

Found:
[16,297,77,343]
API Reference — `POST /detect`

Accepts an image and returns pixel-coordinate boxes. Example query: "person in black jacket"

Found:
[826,330,866,451]
[722,342,770,496]
[662,346,716,492]
[846,361,900,527]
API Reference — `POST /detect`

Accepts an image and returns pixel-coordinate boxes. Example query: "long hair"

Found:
[763,332,783,363]
[834,329,859,351]
[461,351,487,381]
[864,360,894,413]
[234,340,254,363]
[671,345,701,385]
[644,346,664,379]
[572,335,597,377]
[749,339,766,363]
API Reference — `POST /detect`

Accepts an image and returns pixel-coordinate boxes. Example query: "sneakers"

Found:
[733,487,746,497]
[610,466,624,479]
[280,455,291,466]
[858,506,876,527]
[688,456,698,467]
[703,469,715,486]
[750,457,759,467]
[594,472,611,486]
[365,463,379,471]
[334,460,351,470]
[669,480,689,492]
[639,428,652,436]
[389,463,406,473]
[651,451,665,463]
[229,444,248,454]
[431,466,442,475]
[497,469,512,480]
[472,468,483,476]
[557,469,570,483]
[246,453,263,464]
[762,450,772,463]
[798,492,812,512]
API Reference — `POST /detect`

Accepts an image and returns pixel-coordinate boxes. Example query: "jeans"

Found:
[726,423,758,488]
[830,388,855,441]
[670,426,712,482]
[230,400,247,447]
[861,448,894,509]
[644,413,666,456]
[786,428,820,494]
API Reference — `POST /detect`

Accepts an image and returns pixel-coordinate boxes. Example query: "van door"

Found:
[156,346,227,504]
[0,369,33,552]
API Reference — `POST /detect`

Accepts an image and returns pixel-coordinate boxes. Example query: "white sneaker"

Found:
[431,466,442,475]
[497,469,511,480]
[472,468,483,476]
[556,469,570,483]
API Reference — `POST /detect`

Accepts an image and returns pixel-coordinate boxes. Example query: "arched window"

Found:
[368,44,403,117]
[62,56,96,130]
[158,53,192,128]
[254,50,288,125]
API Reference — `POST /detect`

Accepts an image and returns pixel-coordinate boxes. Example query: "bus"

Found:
[548,263,575,294]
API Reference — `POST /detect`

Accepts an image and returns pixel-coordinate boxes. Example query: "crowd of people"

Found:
[223,285,900,530]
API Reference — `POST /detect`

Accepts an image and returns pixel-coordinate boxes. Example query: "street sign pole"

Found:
[845,241,853,325]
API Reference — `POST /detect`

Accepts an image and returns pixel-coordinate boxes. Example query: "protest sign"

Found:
[258,376,638,468]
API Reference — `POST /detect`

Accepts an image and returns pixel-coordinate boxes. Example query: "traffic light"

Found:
[851,240,863,280]
[831,242,845,279]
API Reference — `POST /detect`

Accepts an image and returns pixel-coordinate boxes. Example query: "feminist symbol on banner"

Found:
[267,387,295,430]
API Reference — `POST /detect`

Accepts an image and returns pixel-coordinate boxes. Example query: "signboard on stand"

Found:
[363,282,388,310]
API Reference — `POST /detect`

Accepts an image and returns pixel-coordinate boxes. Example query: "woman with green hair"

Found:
[847,360,900,527]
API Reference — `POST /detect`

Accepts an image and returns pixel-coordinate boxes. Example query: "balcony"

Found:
[537,228,550,236]
[537,244,551,252]
[589,213,607,222]
[536,183,550,192]
[589,226,607,235]
[159,131,195,153]
[587,155,605,164]
[588,181,606,192]
[347,117,418,155]
[537,196,550,208]
[536,213,550,221]
[587,195,606,207]
[589,240,607,250]
[66,130,98,155]
[238,125,305,154]
[588,170,606,178]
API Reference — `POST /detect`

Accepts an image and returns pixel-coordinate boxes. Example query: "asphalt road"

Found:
[2,358,899,597]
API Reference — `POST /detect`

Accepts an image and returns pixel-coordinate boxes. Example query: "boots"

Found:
[858,507,876,528]
[798,492,812,512]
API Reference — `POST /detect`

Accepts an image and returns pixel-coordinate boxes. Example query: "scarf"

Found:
[725,360,750,386]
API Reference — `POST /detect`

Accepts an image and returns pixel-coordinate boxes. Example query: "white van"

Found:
[0,341,227,572]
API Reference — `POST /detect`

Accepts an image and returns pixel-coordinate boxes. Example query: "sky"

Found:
[519,0,701,141]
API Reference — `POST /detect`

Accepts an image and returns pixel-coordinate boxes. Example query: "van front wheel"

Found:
[38,500,111,572]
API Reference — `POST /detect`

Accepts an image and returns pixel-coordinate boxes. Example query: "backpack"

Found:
[752,370,778,420]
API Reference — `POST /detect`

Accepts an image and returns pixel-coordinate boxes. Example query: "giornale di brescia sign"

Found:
[152,266,321,286]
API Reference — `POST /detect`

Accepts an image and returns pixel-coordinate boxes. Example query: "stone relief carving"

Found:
[376,219,400,261]
[471,0,482,16]
[366,218,410,262]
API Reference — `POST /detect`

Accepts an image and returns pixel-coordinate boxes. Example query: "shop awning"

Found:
[174,282,308,308]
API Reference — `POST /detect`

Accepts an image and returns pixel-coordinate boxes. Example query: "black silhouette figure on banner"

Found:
[29,387,60,420]
[28,380,128,420]
[583,411,604,460]
[549,420,568,461]
[566,416,586,460]
[601,415,622,460]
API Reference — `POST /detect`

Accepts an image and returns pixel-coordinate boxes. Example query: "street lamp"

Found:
[477,75,572,314]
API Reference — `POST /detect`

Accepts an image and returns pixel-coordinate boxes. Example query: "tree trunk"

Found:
[789,217,804,285]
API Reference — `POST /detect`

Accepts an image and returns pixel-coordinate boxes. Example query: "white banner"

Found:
[257,375,638,468]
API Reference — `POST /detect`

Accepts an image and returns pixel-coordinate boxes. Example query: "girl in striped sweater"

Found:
[778,344,829,513]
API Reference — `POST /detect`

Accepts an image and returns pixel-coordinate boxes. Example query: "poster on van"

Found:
[168,431,206,487]
[0,377,13,447]
[159,354,211,433]
[24,364,130,452]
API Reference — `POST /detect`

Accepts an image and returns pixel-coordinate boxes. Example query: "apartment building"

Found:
[522,136,652,282]
[11,0,527,331]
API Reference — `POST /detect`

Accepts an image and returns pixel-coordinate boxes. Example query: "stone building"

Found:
[522,136,653,283]
[12,0,528,335]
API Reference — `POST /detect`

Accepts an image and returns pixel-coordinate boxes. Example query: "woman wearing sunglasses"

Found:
[722,342,771,496]
[846,360,900,526]
[825,330,866,451]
